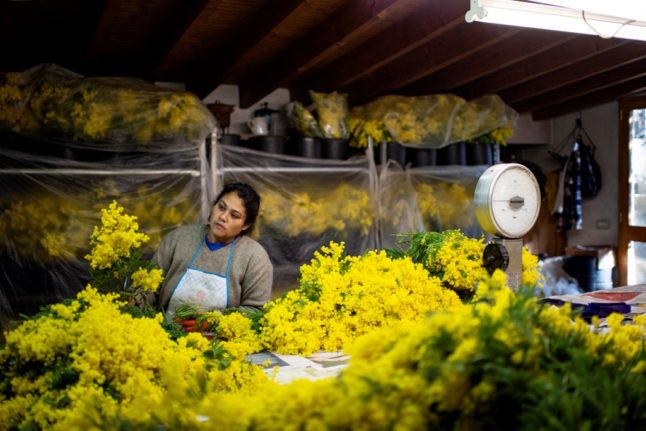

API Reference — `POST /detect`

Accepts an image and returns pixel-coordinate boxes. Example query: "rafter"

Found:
[187,0,312,96]
[236,0,415,108]
[515,58,646,112]
[532,75,646,120]
[502,41,646,107]
[345,24,521,106]
[289,0,465,102]
[145,0,212,80]
[456,36,626,101]
[400,31,577,97]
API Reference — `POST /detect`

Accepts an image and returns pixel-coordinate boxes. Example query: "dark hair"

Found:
[212,182,260,236]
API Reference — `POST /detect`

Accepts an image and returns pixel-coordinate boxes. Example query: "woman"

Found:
[154,182,273,322]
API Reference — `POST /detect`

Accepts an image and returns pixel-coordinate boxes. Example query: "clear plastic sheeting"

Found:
[378,161,425,248]
[0,64,216,149]
[351,94,517,149]
[0,135,210,329]
[0,142,212,332]
[214,144,379,296]
[379,163,488,249]
[0,64,216,332]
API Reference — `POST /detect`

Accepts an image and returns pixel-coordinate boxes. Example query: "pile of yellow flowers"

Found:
[351,94,517,148]
[259,183,375,236]
[414,181,475,231]
[258,241,462,355]
[0,287,269,430]
[8,273,646,430]
[199,240,463,357]
[467,125,514,147]
[83,201,164,310]
[347,116,391,148]
[0,64,215,145]
[388,230,542,297]
[289,91,350,139]
[14,203,641,431]
[0,183,199,262]
[0,193,87,262]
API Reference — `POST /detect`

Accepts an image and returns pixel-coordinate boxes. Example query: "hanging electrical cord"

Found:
[582,10,634,39]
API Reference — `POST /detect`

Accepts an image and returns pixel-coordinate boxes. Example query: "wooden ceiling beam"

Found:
[144,0,213,80]
[85,0,204,77]
[514,58,646,113]
[344,24,521,106]
[501,41,646,105]
[401,30,577,97]
[184,0,309,94]
[456,36,626,101]
[289,0,465,102]
[236,0,415,108]
[531,75,646,120]
[84,0,125,65]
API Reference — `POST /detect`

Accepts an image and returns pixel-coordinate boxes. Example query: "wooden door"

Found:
[618,99,646,285]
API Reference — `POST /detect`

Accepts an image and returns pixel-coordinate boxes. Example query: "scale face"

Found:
[474,163,541,289]
[474,163,541,239]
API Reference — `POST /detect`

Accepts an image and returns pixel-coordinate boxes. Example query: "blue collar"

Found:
[204,235,231,251]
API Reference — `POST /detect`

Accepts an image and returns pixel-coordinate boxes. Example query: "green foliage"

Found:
[386,229,464,281]
[417,289,646,429]
[519,356,646,430]
[173,303,200,320]
[203,341,235,371]
[387,230,450,264]
[299,280,322,302]
[89,248,158,311]
[160,320,187,341]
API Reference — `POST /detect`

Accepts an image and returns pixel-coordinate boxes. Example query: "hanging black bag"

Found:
[578,138,602,198]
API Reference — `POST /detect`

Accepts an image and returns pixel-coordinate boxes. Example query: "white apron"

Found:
[165,239,234,323]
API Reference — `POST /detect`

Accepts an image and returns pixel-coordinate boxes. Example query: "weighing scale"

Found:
[474,163,541,289]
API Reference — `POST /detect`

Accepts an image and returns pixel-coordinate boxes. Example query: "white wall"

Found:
[203,85,291,136]
[509,113,550,144]
[521,102,618,247]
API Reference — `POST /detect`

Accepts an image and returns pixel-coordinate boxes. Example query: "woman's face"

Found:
[207,192,250,243]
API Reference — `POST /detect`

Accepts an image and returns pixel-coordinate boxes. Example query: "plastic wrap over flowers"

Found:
[0,133,211,332]
[351,93,518,149]
[379,162,489,250]
[0,64,216,148]
[214,143,378,295]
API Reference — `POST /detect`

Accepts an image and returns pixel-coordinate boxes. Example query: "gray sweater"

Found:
[153,224,273,312]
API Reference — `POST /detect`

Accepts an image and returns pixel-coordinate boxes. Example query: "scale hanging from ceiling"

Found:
[474,163,541,289]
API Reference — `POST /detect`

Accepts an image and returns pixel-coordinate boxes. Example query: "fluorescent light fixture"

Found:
[465,0,646,42]
[530,1,646,24]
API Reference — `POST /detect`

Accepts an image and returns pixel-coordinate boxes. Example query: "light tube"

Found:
[529,1,646,24]
[465,0,646,42]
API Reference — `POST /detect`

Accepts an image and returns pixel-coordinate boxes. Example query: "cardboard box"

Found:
[565,245,615,270]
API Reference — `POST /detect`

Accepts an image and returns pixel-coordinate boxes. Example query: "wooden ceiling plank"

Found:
[456,36,627,100]
[290,0,465,97]
[146,0,213,80]
[401,31,577,97]
[501,41,646,105]
[531,75,646,120]
[85,0,125,63]
[235,0,415,108]
[346,24,521,106]
[514,58,646,112]
[188,0,312,95]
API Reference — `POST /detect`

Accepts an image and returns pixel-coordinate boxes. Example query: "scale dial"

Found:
[483,243,509,275]
[474,163,541,239]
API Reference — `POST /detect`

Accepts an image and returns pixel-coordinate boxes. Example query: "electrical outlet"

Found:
[596,218,610,230]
